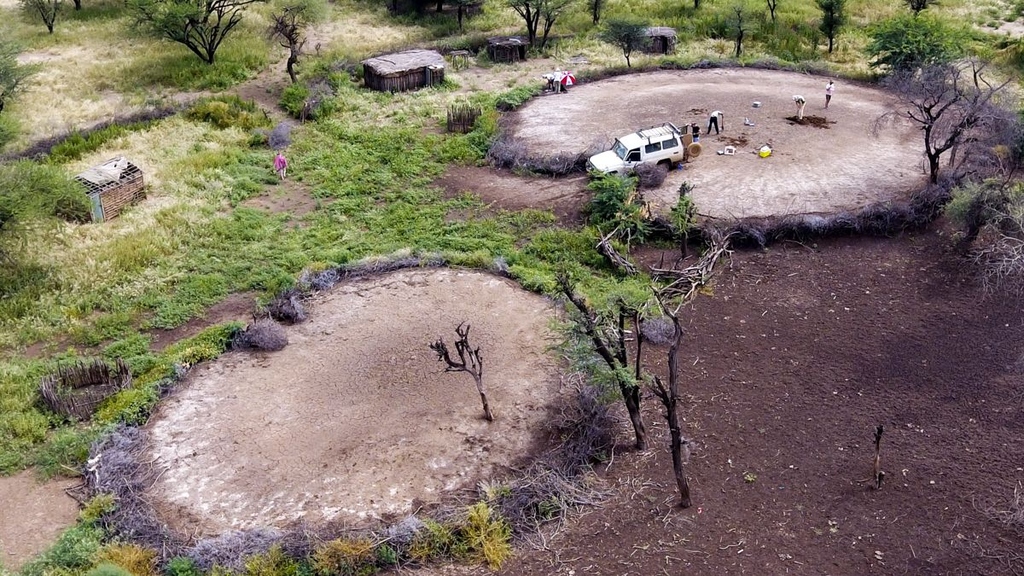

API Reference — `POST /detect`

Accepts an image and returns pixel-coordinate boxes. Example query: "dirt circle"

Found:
[145,269,562,536]
[509,68,926,219]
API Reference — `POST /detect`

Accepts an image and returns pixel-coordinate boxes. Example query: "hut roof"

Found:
[488,36,528,46]
[74,156,142,195]
[645,26,677,37]
[362,49,445,74]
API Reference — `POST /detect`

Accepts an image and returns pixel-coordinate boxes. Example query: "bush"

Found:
[244,545,300,576]
[632,162,667,189]
[88,563,134,576]
[186,96,271,130]
[866,14,967,72]
[312,538,376,576]
[266,289,306,324]
[495,85,541,111]
[94,543,158,576]
[166,557,202,576]
[408,519,459,563]
[460,503,512,570]
[0,113,19,151]
[232,319,289,352]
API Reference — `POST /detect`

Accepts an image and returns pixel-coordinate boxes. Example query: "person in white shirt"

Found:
[707,110,723,135]
[793,95,806,120]
[825,80,835,109]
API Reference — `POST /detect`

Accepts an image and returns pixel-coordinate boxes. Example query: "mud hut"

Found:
[362,49,446,92]
[644,27,677,55]
[74,156,145,223]
[487,36,528,63]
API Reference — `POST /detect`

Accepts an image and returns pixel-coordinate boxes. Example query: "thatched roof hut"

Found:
[487,36,528,63]
[644,27,677,55]
[74,156,145,223]
[362,49,446,93]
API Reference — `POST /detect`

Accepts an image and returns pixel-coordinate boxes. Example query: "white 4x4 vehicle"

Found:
[587,122,686,175]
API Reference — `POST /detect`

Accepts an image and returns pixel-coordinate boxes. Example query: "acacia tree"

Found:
[430,323,494,422]
[881,60,1012,184]
[816,0,846,54]
[21,0,62,33]
[0,43,36,116]
[538,0,573,49]
[559,276,648,450]
[508,0,571,47]
[866,13,963,73]
[267,0,324,83]
[766,0,778,23]
[599,19,648,68]
[129,0,267,64]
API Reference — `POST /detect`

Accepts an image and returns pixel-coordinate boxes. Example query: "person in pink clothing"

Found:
[273,152,288,180]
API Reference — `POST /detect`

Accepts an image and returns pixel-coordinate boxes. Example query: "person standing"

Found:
[273,152,288,180]
[825,80,834,109]
[707,110,723,135]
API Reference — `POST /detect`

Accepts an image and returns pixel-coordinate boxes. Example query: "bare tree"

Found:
[559,275,648,450]
[507,0,542,47]
[539,0,572,49]
[267,2,321,83]
[21,0,62,33]
[648,234,732,508]
[430,323,493,422]
[731,4,747,58]
[904,0,936,14]
[880,60,1013,184]
[766,0,778,23]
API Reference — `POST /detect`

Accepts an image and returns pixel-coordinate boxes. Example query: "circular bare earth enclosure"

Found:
[509,68,927,219]
[145,269,562,536]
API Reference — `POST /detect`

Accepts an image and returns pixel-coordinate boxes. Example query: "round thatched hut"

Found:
[362,49,446,92]
[487,36,528,63]
[644,27,677,55]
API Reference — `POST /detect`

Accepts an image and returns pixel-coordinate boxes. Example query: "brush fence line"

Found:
[39,358,132,420]
[75,156,145,222]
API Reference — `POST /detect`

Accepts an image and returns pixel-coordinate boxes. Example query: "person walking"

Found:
[707,110,723,135]
[273,152,288,180]
[825,80,834,109]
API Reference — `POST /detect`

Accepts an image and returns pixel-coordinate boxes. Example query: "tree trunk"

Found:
[735,30,743,58]
[479,391,494,421]
[436,0,443,11]
[928,153,940,184]
[621,383,646,450]
[286,51,298,84]
[828,35,834,54]
[73,0,80,9]
[457,5,463,30]
[667,399,691,507]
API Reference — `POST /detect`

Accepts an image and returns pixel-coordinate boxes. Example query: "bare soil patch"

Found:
[0,471,79,571]
[149,292,256,352]
[434,166,588,225]
[509,69,926,219]
[241,181,319,224]
[785,114,834,128]
[500,229,1024,575]
[145,269,562,536]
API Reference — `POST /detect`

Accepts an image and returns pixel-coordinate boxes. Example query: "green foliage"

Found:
[166,557,202,576]
[149,273,230,329]
[19,521,104,576]
[408,519,459,562]
[95,543,158,576]
[33,426,102,478]
[373,544,398,568]
[128,0,268,65]
[47,121,158,164]
[244,545,300,576]
[0,113,19,151]
[80,494,117,524]
[280,82,310,118]
[816,0,847,53]
[866,13,966,72]
[0,41,36,116]
[585,172,649,241]
[186,95,271,130]
[88,563,135,576]
[312,538,376,576]
[495,85,541,111]
[459,503,512,570]
[600,18,650,67]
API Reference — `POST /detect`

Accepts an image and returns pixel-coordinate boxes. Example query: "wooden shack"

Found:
[74,157,145,223]
[362,49,446,92]
[644,27,677,55]
[487,36,528,63]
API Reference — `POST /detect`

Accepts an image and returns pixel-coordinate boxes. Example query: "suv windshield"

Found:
[612,140,627,160]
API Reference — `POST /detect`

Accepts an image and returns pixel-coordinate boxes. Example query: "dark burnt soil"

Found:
[499,229,1024,576]
[786,115,835,128]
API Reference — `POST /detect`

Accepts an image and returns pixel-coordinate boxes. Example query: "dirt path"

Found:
[0,471,80,571]
[145,269,563,536]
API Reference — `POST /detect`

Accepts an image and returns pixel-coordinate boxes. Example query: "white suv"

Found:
[587,122,686,175]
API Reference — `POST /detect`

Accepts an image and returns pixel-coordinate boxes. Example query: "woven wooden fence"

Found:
[447,104,481,134]
[39,359,132,420]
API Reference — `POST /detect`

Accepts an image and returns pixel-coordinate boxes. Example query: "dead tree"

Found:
[430,323,493,421]
[596,228,638,275]
[559,275,647,450]
[649,233,732,508]
[267,5,309,83]
[879,60,1013,184]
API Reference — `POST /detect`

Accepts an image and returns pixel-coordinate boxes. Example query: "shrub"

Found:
[20,522,103,576]
[80,494,117,524]
[186,96,271,130]
[232,319,289,352]
[632,162,667,189]
[459,503,512,570]
[166,557,202,576]
[408,519,457,563]
[312,538,376,576]
[266,289,306,324]
[495,85,541,111]
[0,113,19,150]
[244,545,300,576]
[88,563,134,576]
[94,543,158,576]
